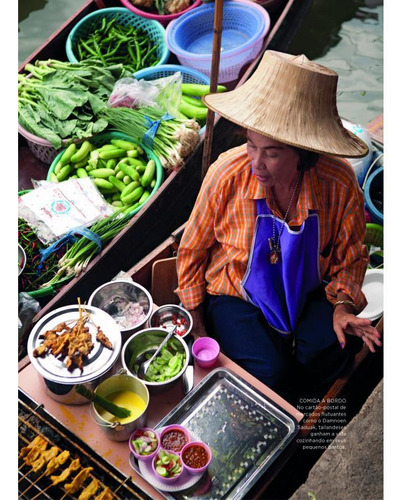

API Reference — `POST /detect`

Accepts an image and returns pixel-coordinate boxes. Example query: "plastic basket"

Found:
[165,1,270,83]
[364,166,383,225]
[47,131,164,218]
[133,64,210,135]
[364,223,383,249]
[66,7,169,68]
[18,124,74,165]
[120,0,202,26]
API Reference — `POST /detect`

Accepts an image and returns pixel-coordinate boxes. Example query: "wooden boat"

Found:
[18,0,312,312]
[18,109,383,494]
[18,215,383,500]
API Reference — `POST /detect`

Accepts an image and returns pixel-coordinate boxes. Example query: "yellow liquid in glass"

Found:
[98,390,146,424]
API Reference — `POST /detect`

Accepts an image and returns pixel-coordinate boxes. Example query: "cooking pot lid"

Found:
[28,304,122,384]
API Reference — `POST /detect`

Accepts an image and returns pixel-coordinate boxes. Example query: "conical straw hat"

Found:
[203,51,369,158]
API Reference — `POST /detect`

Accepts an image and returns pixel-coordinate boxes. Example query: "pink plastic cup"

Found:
[192,337,220,368]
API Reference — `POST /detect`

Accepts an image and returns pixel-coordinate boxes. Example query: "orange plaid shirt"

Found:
[175,144,368,313]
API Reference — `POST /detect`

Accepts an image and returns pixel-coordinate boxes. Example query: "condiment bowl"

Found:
[181,441,212,475]
[153,448,183,483]
[121,328,189,392]
[129,427,160,462]
[160,424,191,453]
[148,304,193,339]
[192,337,220,368]
[88,280,153,341]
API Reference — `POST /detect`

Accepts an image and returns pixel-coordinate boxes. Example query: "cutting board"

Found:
[151,256,178,306]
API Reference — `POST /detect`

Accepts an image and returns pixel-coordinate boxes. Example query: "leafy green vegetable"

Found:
[18,59,132,148]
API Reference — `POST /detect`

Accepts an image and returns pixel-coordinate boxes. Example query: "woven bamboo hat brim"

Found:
[203,51,369,158]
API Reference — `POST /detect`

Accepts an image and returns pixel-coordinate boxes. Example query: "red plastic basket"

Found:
[120,0,202,26]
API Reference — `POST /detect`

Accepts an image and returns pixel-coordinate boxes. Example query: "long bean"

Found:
[75,16,160,73]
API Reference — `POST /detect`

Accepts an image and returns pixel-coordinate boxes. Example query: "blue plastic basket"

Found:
[133,64,210,135]
[165,1,270,82]
[66,7,169,69]
[364,166,383,225]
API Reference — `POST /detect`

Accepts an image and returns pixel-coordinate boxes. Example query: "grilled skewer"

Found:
[78,477,100,500]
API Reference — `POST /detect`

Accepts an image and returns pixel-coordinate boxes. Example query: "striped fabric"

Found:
[176,144,369,313]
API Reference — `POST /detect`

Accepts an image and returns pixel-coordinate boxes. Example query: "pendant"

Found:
[270,249,279,265]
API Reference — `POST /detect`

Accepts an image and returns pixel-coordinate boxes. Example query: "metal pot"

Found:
[27,304,122,405]
[121,327,189,393]
[91,370,149,442]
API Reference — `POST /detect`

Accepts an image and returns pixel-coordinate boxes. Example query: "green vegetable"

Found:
[100,106,200,170]
[121,185,144,206]
[179,98,208,121]
[56,164,72,182]
[181,83,227,97]
[181,95,206,108]
[39,211,135,286]
[73,16,160,74]
[88,168,116,179]
[142,341,186,382]
[59,143,77,165]
[111,138,137,151]
[154,450,182,478]
[141,159,156,187]
[18,59,132,148]
[99,148,126,160]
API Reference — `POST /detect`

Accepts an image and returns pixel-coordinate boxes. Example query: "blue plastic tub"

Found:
[364,166,383,225]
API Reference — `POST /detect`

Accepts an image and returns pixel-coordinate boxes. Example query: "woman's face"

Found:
[246,130,299,187]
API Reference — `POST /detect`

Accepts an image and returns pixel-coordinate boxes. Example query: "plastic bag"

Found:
[18,292,41,359]
[108,73,183,117]
[18,178,114,245]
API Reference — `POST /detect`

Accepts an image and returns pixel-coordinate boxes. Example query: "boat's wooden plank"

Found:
[366,113,384,144]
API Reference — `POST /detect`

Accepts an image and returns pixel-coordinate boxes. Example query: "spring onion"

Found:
[39,211,133,288]
[99,106,200,170]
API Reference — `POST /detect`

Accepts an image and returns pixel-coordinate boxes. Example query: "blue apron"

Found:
[241,199,321,334]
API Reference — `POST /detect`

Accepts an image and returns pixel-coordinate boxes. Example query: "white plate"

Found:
[129,428,204,492]
[357,269,384,321]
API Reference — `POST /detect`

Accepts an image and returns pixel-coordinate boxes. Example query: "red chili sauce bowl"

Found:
[160,424,190,453]
[181,441,212,475]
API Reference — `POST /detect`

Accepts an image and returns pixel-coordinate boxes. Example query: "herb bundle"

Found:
[40,211,134,288]
[99,106,200,170]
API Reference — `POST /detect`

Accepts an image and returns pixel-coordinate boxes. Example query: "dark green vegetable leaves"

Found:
[18,59,132,148]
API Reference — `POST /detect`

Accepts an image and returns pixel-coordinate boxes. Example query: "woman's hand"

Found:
[333,306,382,353]
[189,305,209,338]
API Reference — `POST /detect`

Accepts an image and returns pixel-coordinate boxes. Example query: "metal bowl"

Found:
[121,328,189,392]
[88,280,153,340]
[148,304,193,340]
[18,244,26,276]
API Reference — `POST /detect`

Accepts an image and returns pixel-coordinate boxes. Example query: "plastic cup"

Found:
[192,337,220,368]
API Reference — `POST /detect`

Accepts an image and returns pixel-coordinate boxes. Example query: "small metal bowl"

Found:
[148,304,193,339]
[88,280,153,340]
[18,244,26,276]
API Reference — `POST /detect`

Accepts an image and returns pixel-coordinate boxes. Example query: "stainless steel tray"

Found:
[155,367,299,499]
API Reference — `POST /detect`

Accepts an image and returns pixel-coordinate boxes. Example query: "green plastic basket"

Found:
[364,222,383,269]
[364,223,383,249]
[47,130,164,217]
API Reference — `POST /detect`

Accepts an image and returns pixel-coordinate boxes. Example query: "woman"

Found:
[175,51,381,401]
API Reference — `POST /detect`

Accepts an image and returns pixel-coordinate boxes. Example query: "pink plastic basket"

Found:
[120,0,202,26]
[18,123,70,165]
